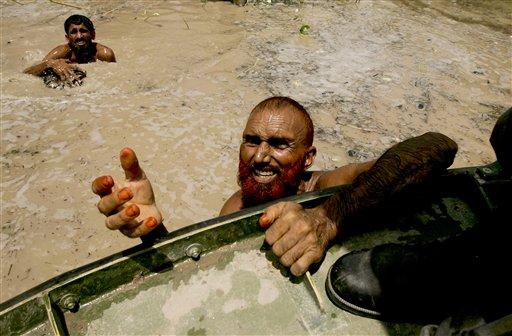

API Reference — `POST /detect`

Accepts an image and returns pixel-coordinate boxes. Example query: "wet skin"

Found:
[23,23,115,83]
[92,148,161,238]
[235,109,338,276]
[66,23,95,54]
[238,108,316,206]
[92,102,378,276]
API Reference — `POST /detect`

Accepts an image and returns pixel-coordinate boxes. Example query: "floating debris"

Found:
[299,24,310,35]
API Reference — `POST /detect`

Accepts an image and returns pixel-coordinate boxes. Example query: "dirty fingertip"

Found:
[126,204,139,217]
[118,188,133,201]
[120,147,133,157]
[102,175,114,187]
[145,217,158,228]
[259,213,271,228]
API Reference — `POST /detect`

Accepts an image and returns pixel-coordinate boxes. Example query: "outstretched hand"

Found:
[259,202,338,276]
[92,148,163,238]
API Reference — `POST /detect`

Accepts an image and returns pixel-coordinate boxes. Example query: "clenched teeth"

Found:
[254,169,275,176]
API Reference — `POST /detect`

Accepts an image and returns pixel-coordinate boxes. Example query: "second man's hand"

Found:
[92,148,163,238]
[259,202,338,277]
[46,59,84,83]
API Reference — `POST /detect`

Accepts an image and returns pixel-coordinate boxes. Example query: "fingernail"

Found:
[118,188,132,200]
[126,205,137,217]
[260,214,269,226]
[120,148,131,157]
[102,176,112,187]
[145,218,158,228]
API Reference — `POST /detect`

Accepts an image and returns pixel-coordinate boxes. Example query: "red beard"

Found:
[238,158,304,208]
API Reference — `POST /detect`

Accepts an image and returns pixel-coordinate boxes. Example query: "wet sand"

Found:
[1,0,511,302]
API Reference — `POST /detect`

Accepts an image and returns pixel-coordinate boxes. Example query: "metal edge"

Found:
[0,184,344,315]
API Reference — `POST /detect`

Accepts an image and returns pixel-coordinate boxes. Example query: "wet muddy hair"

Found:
[64,15,94,34]
[251,96,314,146]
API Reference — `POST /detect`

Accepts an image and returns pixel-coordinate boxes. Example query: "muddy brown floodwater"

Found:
[1,0,510,302]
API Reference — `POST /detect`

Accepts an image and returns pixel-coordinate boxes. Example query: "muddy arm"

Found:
[24,61,53,76]
[23,45,71,77]
[321,132,458,226]
[260,132,458,276]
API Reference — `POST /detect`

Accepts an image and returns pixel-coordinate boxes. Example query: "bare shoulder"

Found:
[96,43,116,62]
[313,160,377,190]
[42,44,71,61]
[219,190,243,216]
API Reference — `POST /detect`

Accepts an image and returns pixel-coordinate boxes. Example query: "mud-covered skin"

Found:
[323,132,458,221]
[260,202,337,276]
[261,132,458,276]
[91,148,162,238]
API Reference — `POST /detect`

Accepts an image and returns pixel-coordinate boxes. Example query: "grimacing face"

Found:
[238,107,316,206]
[66,23,95,50]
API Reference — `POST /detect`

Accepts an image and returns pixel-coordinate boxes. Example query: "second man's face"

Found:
[66,23,94,50]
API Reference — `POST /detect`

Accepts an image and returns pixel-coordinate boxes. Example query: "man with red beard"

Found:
[92,96,457,276]
[24,15,115,85]
[220,97,375,214]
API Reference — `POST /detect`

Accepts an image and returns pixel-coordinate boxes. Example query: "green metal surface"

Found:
[1,163,507,335]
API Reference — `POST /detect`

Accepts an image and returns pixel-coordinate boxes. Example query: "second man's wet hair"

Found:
[251,96,314,147]
[64,14,94,34]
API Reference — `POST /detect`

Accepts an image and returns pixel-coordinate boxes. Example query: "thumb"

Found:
[120,148,144,181]
[259,201,293,229]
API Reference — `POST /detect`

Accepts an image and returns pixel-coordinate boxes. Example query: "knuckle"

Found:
[282,211,298,222]
[265,232,277,246]
[285,202,301,211]
[305,234,317,245]
[297,258,310,271]
[309,249,323,263]
[283,201,293,208]
[296,221,311,235]
[97,200,108,215]
[272,244,283,257]
[105,217,115,230]
[267,203,279,212]
[280,255,293,267]
[291,262,306,276]
[265,224,283,243]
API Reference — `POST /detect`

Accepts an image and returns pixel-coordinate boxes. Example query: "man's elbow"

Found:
[423,132,458,151]
[421,132,458,167]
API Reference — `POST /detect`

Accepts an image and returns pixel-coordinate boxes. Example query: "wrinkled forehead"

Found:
[244,108,308,142]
